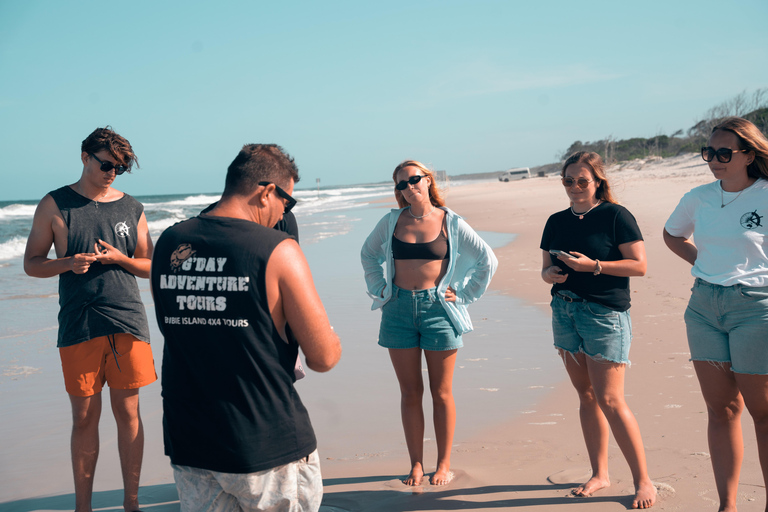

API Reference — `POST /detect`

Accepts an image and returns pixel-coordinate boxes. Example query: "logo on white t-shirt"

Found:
[740,210,763,230]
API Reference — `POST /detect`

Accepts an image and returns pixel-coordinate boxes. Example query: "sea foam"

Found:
[0,203,36,220]
[0,236,28,261]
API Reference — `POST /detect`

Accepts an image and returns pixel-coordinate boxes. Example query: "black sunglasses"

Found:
[701,146,747,164]
[561,177,594,189]
[90,153,128,175]
[395,175,428,191]
[259,181,297,214]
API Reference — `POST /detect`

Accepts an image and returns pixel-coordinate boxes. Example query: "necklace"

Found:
[408,206,436,220]
[77,183,109,208]
[721,186,744,208]
[570,200,601,220]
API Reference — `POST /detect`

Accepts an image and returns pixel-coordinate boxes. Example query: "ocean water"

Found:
[0,180,561,502]
[0,182,400,261]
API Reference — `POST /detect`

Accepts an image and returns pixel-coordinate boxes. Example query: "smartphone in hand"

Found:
[550,249,576,260]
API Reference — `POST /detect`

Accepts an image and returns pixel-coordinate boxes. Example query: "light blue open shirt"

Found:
[360,206,498,335]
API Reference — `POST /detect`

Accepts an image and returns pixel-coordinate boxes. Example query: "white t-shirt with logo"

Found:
[665,178,768,286]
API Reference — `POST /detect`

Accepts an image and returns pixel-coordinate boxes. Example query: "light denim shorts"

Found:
[172,449,322,512]
[550,290,632,364]
[378,284,463,351]
[685,278,768,375]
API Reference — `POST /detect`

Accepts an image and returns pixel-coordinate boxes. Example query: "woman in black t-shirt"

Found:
[539,151,656,509]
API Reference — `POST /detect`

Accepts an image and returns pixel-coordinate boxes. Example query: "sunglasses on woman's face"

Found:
[561,177,593,189]
[395,175,428,191]
[90,153,128,175]
[701,146,748,164]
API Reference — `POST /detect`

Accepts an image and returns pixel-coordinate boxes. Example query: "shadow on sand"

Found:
[322,477,635,511]
[0,484,180,512]
[1,476,635,511]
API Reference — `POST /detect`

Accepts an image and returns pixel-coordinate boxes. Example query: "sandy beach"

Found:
[318,153,766,511]
[3,153,767,511]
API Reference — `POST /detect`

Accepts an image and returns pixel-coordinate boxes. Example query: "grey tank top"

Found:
[49,186,150,347]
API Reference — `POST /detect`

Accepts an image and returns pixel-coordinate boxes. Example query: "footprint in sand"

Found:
[654,482,676,499]
[547,468,592,485]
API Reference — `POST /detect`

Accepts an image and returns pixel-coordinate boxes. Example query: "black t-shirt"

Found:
[540,202,643,311]
[151,215,316,473]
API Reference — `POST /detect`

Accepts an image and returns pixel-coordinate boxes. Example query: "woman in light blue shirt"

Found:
[361,160,497,486]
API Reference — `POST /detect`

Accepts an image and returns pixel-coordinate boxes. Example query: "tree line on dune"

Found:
[560,88,768,166]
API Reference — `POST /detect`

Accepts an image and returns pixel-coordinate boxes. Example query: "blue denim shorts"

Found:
[685,278,768,375]
[550,290,632,364]
[378,284,463,351]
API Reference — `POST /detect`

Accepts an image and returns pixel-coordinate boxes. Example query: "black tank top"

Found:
[49,186,150,347]
[152,215,316,473]
[392,230,449,260]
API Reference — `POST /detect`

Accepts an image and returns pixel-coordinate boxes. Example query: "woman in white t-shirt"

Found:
[664,117,768,511]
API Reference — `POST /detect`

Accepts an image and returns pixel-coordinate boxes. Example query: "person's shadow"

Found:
[321,474,634,511]
[0,475,635,511]
[0,484,180,512]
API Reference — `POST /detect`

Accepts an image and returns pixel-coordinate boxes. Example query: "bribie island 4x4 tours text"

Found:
[164,316,249,327]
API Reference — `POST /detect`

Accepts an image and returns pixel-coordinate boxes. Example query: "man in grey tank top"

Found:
[23,127,156,512]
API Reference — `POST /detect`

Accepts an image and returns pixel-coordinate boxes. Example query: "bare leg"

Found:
[70,393,102,512]
[425,349,458,485]
[735,372,768,512]
[694,361,743,512]
[560,350,611,497]
[111,388,143,512]
[389,348,425,486]
[586,357,656,508]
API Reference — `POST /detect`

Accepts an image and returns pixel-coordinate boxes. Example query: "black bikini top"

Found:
[392,230,449,260]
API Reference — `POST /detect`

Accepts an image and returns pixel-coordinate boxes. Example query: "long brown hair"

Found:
[711,117,768,180]
[392,160,446,208]
[561,151,618,204]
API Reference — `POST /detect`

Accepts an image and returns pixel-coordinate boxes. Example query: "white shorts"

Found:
[172,449,322,512]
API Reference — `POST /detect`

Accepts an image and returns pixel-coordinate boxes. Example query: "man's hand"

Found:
[93,239,126,266]
[71,252,98,274]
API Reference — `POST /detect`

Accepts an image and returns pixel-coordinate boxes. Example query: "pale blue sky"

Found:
[1,0,766,201]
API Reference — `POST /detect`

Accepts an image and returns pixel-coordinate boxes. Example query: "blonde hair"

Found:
[712,117,768,180]
[561,151,618,204]
[392,160,446,208]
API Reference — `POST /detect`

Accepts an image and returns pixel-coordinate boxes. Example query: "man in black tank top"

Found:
[24,127,156,512]
[151,144,341,511]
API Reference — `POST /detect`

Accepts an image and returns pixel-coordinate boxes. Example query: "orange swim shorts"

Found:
[59,333,157,397]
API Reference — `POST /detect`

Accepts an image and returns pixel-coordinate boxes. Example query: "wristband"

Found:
[593,259,602,276]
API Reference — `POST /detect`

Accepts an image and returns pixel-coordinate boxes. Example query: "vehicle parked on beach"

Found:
[498,167,531,181]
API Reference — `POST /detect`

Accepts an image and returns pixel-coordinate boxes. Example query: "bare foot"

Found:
[403,463,424,486]
[430,465,454,486]
[632,480,657,509]
[571,475,610,497]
